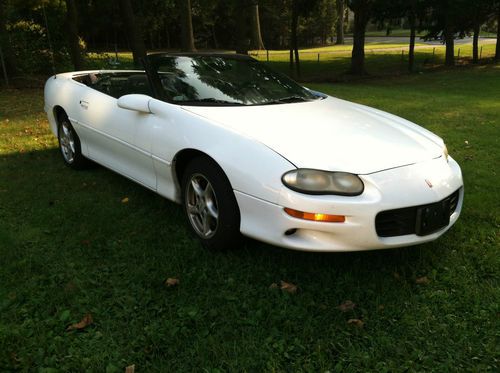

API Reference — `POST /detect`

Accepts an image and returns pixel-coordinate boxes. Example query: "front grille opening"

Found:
[375,189,460,238]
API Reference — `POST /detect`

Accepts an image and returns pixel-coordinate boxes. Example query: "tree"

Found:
[373,0,428,73]
[119,0,147,67]
[64,0,83,70]
[250,3,265,50]
[289,0,320,78]
[424,0,470,67]
[179,0,196,51]
[335,0,345,44]
[347,0,375,75]
[467,0,493,63]
[489,0,500,62]
[0,0,17,77]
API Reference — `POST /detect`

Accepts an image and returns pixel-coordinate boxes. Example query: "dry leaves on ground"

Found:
[280,281,298,294]
[347,318,364,328]
[338,300,356,312]
[415,276,430,285]
[66,313,93,331]
[121,197,129,203]
[164,278,180,287]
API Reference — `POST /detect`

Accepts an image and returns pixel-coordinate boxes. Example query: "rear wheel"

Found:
[57,114,89,170]
[181,156,242,250]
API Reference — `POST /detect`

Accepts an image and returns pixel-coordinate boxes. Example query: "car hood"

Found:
[182,96,444,174]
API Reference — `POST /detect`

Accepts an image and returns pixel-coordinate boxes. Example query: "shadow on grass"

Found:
[0,147,447,284]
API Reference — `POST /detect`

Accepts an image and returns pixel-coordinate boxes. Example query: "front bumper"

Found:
[235,156,463,252]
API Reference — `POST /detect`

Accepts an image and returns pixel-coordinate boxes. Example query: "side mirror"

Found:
[117,94,152,113]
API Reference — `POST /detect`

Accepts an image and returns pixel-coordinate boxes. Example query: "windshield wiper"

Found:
[178,98,246,106]
[262,96,312,105]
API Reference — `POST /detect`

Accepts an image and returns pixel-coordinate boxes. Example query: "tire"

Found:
[181,156,242,250]
[57,113,89,170]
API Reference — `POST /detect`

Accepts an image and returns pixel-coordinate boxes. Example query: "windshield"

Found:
[146,54,319,106]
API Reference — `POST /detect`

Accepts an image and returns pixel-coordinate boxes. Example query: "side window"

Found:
[126,74,152,96]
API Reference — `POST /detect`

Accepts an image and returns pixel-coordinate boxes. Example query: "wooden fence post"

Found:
[267,50,269,62]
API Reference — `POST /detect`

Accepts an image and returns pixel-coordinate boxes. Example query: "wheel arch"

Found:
[172,148,236,193]
[52,105,67,134]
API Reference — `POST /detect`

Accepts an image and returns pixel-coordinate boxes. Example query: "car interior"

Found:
[73,72,153,98]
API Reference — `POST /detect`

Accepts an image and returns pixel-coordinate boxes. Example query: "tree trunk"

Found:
[350,6,367,75]
[444,23,454,66]
[496,8,500,61]
[179,0,196,52]
[408,12,416,72]
[65,0,84,70]
[290,0,300,78]
[335,0,345,45]
[119,0,147,67]
[0,0,17,76]
[235,4,249,54]
[250,4,265,50]
[472,22,480,64]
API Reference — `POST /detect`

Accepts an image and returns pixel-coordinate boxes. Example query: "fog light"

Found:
[284,208,345,223]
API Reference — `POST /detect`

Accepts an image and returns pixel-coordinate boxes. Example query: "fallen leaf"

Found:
[125,365,135,373]
[347,318,364,328]
[269,282,279,289]
[338,300,356,312]
[66,313,93,331]
[416,276,430,285]
[121,197,129,203]
[280,280,297,294]
[164,278,179,287]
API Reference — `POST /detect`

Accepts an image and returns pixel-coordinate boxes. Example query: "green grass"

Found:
[253,44,498,81]
[353,29,496,38]
[0,66,499,371]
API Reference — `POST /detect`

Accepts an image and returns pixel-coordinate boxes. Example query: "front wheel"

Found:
[181,157,242,250]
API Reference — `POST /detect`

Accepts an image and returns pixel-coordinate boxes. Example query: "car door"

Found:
[77,81,157,190]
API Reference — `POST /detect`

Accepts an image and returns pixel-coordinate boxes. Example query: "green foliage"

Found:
[7,19,71,74]
[0,66,499,371]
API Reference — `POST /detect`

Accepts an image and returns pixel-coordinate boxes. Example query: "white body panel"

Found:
[44,70,463,252]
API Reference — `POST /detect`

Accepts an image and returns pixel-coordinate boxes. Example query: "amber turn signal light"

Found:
[284,208,345,223]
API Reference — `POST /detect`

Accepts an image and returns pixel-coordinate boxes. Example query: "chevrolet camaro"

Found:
[44,53,463,251]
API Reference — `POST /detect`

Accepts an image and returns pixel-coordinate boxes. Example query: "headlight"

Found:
[282,169,364,196]
[443,144,449,162]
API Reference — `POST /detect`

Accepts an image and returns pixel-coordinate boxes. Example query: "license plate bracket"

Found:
[415,199,450,236]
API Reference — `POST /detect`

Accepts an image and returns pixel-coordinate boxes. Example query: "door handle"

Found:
[79,100,89,109]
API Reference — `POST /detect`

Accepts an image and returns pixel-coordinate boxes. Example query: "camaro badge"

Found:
[425,179,433,188]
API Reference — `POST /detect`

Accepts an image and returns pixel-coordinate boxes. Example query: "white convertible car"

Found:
[44,53,463,251]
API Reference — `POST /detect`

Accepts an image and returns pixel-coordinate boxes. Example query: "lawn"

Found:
[0,66,499,371]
